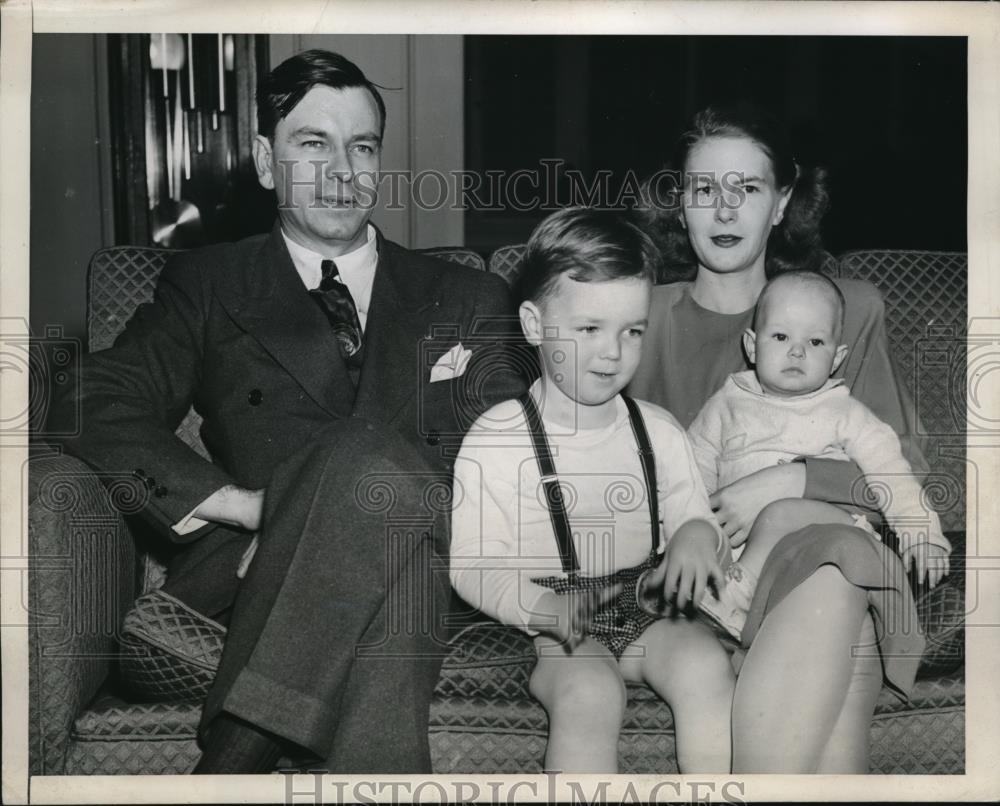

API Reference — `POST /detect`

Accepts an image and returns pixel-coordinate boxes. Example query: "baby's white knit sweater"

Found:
[687,370,950,555]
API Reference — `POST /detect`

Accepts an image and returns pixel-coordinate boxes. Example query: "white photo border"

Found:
[3,0,998,803]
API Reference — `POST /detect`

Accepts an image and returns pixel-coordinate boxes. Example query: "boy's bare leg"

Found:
[619,618,735,773]
[529,635,626,773]
[738,498,858,580]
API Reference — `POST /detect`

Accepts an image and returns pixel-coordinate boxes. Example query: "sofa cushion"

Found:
[431,632,964,775]
[118,590,224,702]
[66,696,202,775]
[436,621,535,699]
[73,695,201,740]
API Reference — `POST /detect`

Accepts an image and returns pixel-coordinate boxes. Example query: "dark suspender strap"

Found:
[519,392,580,575]
[622,395,661,556]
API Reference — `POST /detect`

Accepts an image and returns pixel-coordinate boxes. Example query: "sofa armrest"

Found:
[913,529,965,678]
[28,452,139,774]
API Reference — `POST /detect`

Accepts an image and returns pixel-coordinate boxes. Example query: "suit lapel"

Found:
[216,226,357,418]
[353,235,441,424]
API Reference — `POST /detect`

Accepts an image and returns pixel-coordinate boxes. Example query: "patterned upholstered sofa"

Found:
[29,245,967,776]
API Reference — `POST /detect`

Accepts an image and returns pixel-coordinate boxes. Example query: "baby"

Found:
[449,207,734,773]
[685,270,952,640]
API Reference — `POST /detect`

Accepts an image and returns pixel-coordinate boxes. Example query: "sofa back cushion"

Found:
[487,244,527,286]
[88,247,213,463]
[837,250,967,531]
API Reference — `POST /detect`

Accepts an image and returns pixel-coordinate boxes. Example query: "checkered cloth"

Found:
[532,556,658,658]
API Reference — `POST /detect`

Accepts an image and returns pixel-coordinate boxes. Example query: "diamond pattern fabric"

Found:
[487,244,526,286]
[419,247,486,272]
[65,738,202,776]
[88,247,210,460]
[28,453,138,774]
[119,590,225,701]
[870,708,964,774]
[66,698,202,775]
[838,250,967,532]
[915,545,965,676]
[88,247,173,353]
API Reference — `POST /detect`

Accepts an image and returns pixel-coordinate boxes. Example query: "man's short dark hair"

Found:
[754,269,846,340]
[257,49,387,141]
[516,207,660,306]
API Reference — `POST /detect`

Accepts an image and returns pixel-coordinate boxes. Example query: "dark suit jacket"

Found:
[52,225,525,597]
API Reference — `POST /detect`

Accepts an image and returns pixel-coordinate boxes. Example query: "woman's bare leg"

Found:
[731,565,872,772]
[620,618,735,773]
[814,613,882,773]
[529,635,626,773]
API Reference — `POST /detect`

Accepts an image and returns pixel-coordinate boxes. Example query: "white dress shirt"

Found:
[281,225,378,330]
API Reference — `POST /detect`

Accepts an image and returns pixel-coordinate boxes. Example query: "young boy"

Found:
[682,270,952,640]
[449,207,735,774]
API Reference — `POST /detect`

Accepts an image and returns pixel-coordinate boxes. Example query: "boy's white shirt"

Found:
[450,379,723,635]
[686,369,951,555]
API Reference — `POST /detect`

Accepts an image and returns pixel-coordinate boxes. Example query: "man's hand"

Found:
[711,463,806,547]
[902,543,950,589]
[192,485,265,531]
[529,585,623,651]
[642,520,725,611]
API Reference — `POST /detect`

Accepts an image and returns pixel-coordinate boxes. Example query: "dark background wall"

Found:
[464,35,967,254]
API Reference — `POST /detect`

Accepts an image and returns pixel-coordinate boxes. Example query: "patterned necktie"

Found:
[311,258,364,370]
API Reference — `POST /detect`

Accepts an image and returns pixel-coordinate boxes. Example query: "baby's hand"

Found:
[710,463,806,547]
[901,543,950,589]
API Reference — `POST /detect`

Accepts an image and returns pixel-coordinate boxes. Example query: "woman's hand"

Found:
[642,520,725,611]
[901,543,950,589]
[710,463,806,547]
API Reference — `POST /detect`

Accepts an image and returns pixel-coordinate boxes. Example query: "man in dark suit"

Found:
[50,49,524,773]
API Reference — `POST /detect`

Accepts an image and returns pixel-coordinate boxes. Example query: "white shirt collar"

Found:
[281,225,379,328]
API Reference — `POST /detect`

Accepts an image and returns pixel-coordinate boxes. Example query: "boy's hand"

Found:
[645,520,725,611]
[531,585,623,651]
[902,543,950,589]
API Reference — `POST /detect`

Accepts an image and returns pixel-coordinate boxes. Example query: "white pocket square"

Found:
[430,343,473,382]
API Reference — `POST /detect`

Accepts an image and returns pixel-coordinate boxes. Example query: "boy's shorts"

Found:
[531,557,658,659]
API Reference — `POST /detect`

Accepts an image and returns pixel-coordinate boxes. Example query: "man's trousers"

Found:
[166,418,453,772]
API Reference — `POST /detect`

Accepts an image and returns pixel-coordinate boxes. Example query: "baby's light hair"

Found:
[754,270,845,341]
